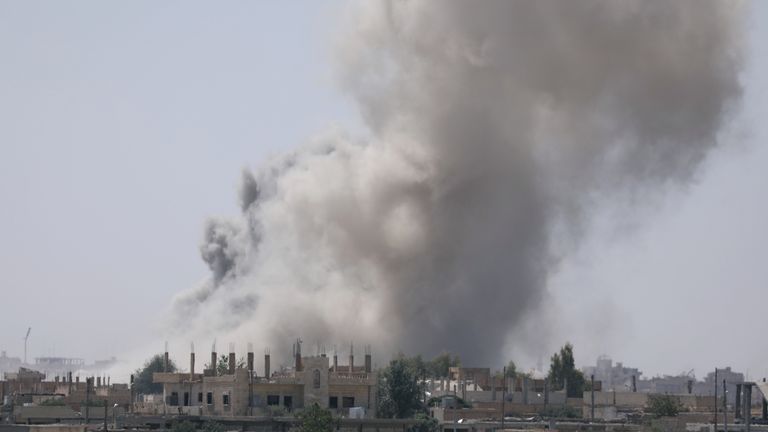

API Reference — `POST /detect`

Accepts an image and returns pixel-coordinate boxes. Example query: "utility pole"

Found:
[723,379,728,432]
[591,374,595,423]
[85,377,91,425]
[129,374,134,414]
[501,366,506,432]
[104,400,108,432]
[745,383,752,432]
[714,369,719,432]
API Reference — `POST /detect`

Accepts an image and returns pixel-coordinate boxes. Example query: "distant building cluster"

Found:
[1,367,130,424]
[1,345,767,430]
[0,351,116,378]
[582,355,642,392]
[580,356,747,405]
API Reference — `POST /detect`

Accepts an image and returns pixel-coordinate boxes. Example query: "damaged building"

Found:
[151,342,377,418]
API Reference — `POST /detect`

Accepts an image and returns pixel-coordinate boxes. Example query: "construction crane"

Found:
[23,327,31,364]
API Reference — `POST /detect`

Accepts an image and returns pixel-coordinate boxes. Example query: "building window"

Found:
[169,392,179,406]
[267,395,280,406]
[198,393,203,403]
[329,396,338,409]
[206,392,213,405]
[183,392,190,406]
[222,393,230,405]
[313,369,321,388]
[342,396,355,408]
[283,395,293,411]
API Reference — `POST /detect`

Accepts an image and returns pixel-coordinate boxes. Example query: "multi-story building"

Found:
[152,344,377,418]
[582,356,642,392]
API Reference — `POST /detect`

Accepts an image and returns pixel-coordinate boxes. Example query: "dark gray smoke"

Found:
[169,0,743,365]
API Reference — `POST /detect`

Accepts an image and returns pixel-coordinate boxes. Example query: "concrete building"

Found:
[448,368,491,391]
[152,343,377,418]
[0,352,22,377]
[582,356,642,392]
[1,366,130,425]
[699,367,744,404]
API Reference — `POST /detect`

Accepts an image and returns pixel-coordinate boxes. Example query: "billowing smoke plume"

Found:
[169,0,743,365]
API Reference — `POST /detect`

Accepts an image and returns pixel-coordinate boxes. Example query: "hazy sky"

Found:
[1,1,766,381]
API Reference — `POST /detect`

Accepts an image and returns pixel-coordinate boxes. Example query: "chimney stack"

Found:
[264,350,271,378]
[228,352,236,374]
[164,341,170,372]
[349,343,354,373]
[96,376,101,387]
[333,352,338,372]
[364,345,372,373]
[190,352,196,378]
[247,351,254,373]
[294,339,303,372]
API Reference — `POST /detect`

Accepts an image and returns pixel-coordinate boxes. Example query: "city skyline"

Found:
[1,0,766,384]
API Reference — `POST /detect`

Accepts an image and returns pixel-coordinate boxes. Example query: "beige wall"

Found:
[203,369,250,416]
[154,355,378,418]
[303,357,330,408]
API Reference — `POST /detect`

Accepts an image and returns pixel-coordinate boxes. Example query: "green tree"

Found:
[547,343,585,398]
[133,354,177,395]
[427,352,460,378]
[505,360,517,378]
[399,353,428,378]
[407,413,439,432]
[378,358,423,418]
[493,360,518,381]
[647,394,683,417]
[297,404,336,432]
[206,355,246,376]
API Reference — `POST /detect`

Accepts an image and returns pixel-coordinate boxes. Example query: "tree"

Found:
[547,343,585,398]
[378,358,423,418]
[504,360,517,378]
[206,355,246,376]
[297,404,336,432]
[492,361,517,381]
[399,353,428,379]
[133,354,177,395]
[407,412,439,432]
[427,352,460,378]
[647,394,683,417]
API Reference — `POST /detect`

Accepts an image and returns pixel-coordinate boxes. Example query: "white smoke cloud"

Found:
[167,0,743,366]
